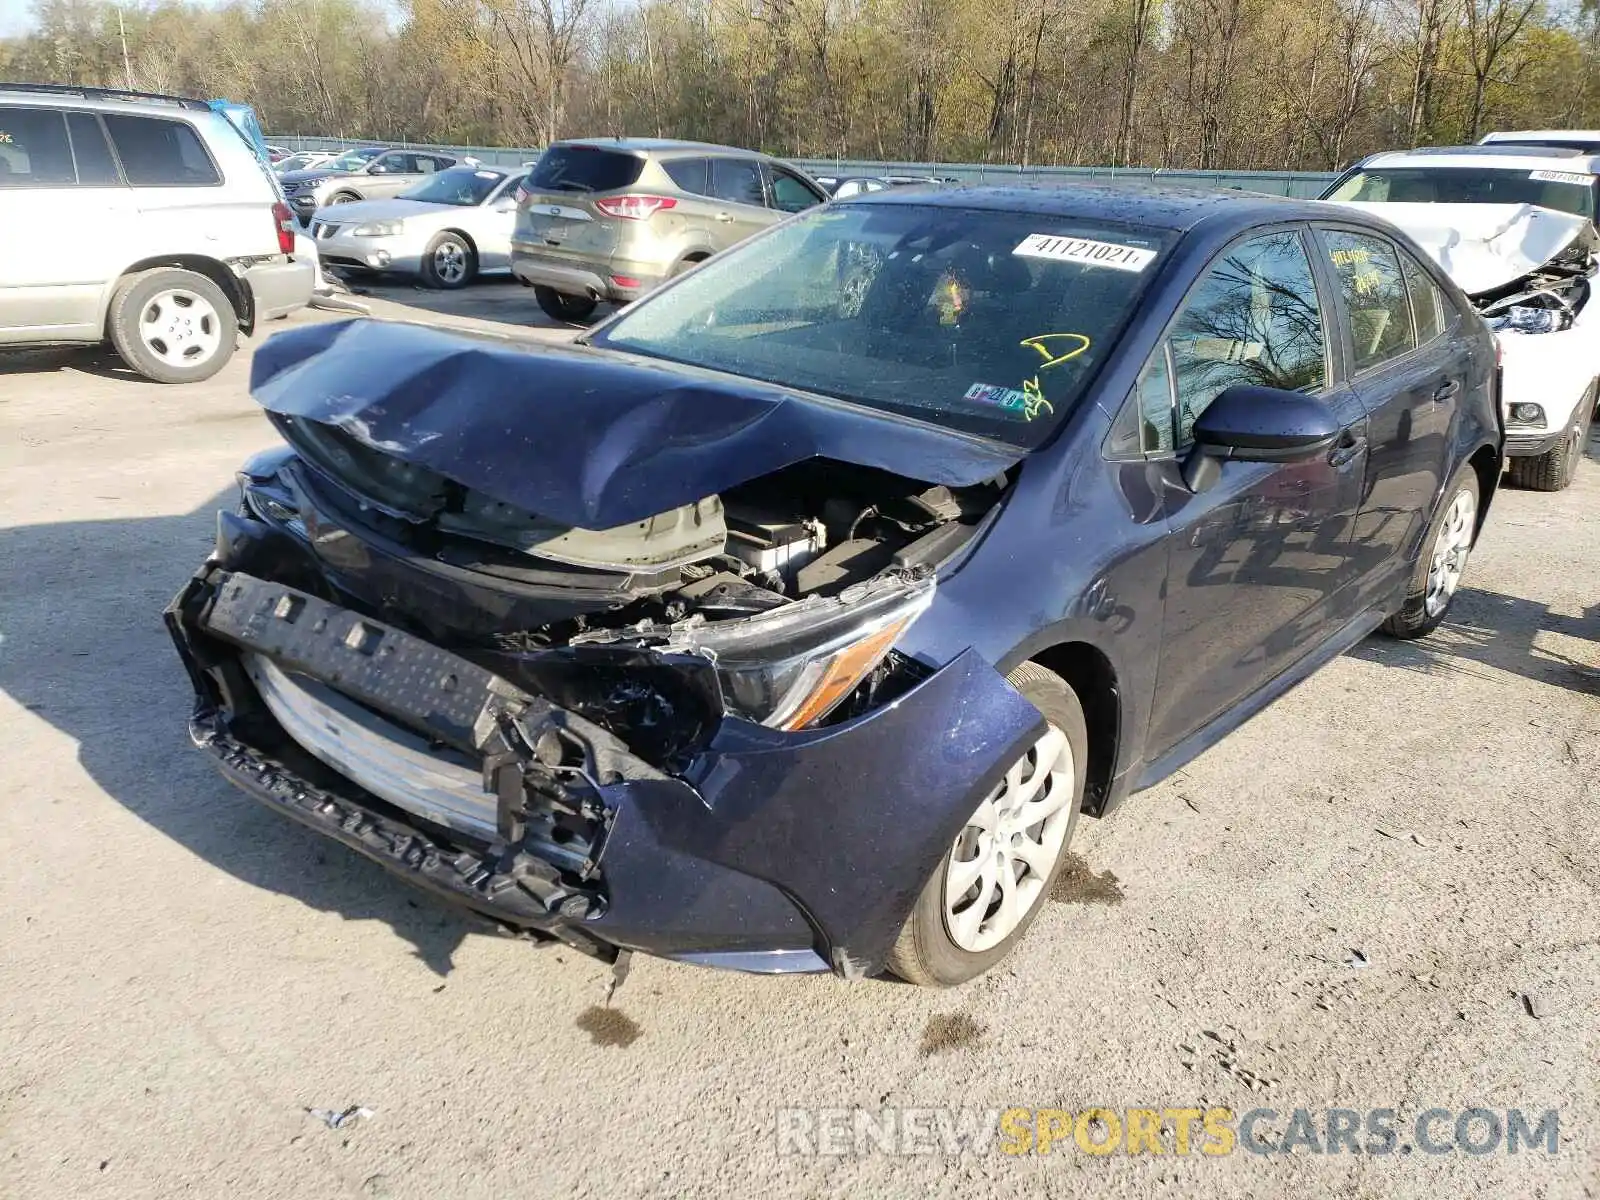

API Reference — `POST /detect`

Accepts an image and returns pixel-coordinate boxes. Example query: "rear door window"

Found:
[0,106,77,186]
[1397,249,1445,344]
[102,114,220,186]
[529,145,645,193]
[1323,229,1417,372]
[663,156,710,196]
[66,112,120,185]
[709,157,766,207]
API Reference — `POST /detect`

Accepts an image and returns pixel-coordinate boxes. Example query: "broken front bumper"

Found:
[168,554,1043,977]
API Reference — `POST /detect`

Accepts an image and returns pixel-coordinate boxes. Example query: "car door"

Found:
[705,156,772,245]
[0,105,133,339]
[1315,225,1466,593]
[1145,225,1371,753]
[471,172,524,267]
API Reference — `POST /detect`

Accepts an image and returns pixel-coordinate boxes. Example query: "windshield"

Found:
[325,148,384,173]
[401,167,508,206]
[1327,166,1596,219]
[592,203,1173,448]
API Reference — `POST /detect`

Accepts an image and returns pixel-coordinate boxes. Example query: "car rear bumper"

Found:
[243,255,315,321]
[509,243,662,302]
[167,529,1042,977]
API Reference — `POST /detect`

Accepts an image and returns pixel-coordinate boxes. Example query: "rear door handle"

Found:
[1432,379,1461,402]
[714,212,734,223]
[1329,429,1367,468]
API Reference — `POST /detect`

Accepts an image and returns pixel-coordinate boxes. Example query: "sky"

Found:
[0,0,34,38]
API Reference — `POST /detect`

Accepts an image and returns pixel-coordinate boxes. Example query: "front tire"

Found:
[107,268,236,384]
[886,662,1087,987]
[421,231,476,289]
[1381,464,1480,639]
[1507,386,1592,492]
[534,285,598,324]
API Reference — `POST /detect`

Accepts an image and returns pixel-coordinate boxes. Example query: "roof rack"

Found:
[0,82,211,111]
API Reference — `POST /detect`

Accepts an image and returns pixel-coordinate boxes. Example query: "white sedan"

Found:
[308,166,527,289]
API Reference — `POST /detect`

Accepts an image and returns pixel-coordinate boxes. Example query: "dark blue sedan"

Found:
[168,184,1501,985]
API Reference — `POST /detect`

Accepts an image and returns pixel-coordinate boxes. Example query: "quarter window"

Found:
[1398,249,1445,344]
[0,106,76,186]
[102,115,220,186]
[1166,229,1328,446]
[1325,230,1416,371]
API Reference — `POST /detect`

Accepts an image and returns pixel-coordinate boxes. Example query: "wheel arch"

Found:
[102,256,252,335]
[1466,440,1501,539]
[439,226,478,257]
[1018,640,1121,818]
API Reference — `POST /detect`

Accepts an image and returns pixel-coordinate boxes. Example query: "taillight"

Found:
[272,201,296,254]
[594,195,677,220]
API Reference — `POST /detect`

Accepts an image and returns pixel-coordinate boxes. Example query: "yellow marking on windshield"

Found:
[1020,333,1091,369]
[1022,376,1054,420]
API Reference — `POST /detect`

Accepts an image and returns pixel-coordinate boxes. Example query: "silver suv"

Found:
[279,147,466,225]
[511,138,827,322]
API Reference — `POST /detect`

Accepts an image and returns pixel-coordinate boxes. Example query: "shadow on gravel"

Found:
[0,345,150,383]
[0,492,486,975]
[1351,585,1599,695]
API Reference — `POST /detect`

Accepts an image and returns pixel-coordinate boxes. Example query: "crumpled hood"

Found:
[1332,201,1592,294]
[249,319,1021,529]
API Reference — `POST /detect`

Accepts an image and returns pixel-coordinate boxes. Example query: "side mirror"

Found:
[1182,385,1341,492]
[367,163,389,174]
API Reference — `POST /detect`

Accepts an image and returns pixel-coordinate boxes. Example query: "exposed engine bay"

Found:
[241,414,1008,765]
[1471,221,1597,335]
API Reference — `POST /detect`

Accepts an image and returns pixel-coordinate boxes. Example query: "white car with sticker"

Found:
[1322,145,1600,491]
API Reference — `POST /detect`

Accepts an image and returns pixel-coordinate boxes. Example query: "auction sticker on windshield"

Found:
[1530,170,1591,185]
[1013,234,1158,272]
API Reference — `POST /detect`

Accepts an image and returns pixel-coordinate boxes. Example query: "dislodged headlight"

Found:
[1509,402,1545,425]
[352,220,404,237]
[661,574,935,729]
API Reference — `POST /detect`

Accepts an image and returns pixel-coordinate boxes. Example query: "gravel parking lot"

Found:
[3,280,1598,1199]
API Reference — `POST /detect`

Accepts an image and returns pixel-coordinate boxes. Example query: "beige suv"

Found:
[511,138,827,322]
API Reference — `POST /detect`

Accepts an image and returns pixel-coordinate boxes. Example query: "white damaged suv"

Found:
[1324,144,1600,490]
[0,84,313,383]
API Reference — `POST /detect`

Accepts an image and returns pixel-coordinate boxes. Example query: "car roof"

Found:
[839,180,1341,234]
[0,84,216,122]
[553,137,773,159]
[1357,146,1600,174]
[1482,130,1600,144]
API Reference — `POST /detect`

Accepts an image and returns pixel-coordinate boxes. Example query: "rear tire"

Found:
[1507,387,1592,492]
[886,662,1087,987]
[107,268,236,384]
[1381,464,1480,639]
[534,286,598,324]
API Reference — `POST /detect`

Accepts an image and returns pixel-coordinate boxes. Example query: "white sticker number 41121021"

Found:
[1013,234,1158,272]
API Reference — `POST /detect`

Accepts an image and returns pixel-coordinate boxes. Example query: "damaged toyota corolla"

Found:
[169,185,1502,986]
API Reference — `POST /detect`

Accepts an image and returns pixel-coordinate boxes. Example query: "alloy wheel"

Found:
[138,289,221,368]
[942,724,1076,952]
[434,241,467,284]
[1424,488,1476,618]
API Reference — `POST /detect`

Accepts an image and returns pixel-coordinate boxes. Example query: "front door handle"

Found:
[714,212,734,223]
[1432,379,1461,403]
[1329,429,1367,468]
